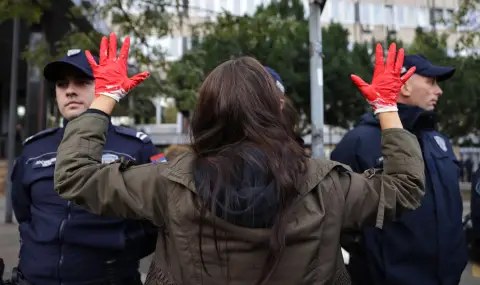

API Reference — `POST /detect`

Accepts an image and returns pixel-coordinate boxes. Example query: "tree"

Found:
[448,0,480,56]
[166,0,373,130]
[0,0,188,121]
[163,102,179,124]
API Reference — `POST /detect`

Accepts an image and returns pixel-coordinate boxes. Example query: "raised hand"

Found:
[85,33,150,102]
[350,43,416,114]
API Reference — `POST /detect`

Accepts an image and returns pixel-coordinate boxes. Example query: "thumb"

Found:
[350,74,369,89]
[85,50,98,69]
[400,66,416,83]
[126,72,150,91]
[351,74,376,102]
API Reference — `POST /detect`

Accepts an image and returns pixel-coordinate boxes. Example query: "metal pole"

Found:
[309,1,326,158]
[384,1,389,48]
[5,17,21,223]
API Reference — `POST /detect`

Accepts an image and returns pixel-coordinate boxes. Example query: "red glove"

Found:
[350,43,416,114]
[85,33,150,102]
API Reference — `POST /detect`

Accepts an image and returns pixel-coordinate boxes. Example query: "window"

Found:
[430,8,444,28]
[255,0,265,7]
[186,37,192,51]
[394,5,405,27]
[167,37,183,59]
[343,1,355,24]
[374,4,385,26]
[202,0,215,18]
[359,2,373,26]
[331,0,340,22]
[320,0,332,23]
[354,1,360,23]
[246,0,256,15]
[217,0,227,13]
[444,9,454,23]
[225,0,235,14]
[233,0,242,15]
[417,7,430,27]
[403,6,417,28]
[189,0,198,17]
[384,5,394,28]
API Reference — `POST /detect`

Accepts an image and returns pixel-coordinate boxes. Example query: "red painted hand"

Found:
[350,43,416,114]
[85,33,150,102]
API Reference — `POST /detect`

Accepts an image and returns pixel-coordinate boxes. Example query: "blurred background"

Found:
[0,0,479,282]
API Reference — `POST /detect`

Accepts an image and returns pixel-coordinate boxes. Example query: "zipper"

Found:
[58,201,72,285]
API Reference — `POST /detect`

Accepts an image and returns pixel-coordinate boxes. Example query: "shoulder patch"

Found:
[23,128,59,145]
[433,135,448,152]
[114,126,151,143]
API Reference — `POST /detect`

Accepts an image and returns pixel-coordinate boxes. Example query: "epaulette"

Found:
[23,128,59,145]
[114,126,151,143]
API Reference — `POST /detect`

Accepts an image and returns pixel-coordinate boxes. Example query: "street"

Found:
[0,197,478,284]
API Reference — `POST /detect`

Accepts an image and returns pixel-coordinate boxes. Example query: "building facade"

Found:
[159,0,462,61]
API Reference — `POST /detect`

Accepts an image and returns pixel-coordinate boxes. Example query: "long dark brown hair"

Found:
[190,56,307,284]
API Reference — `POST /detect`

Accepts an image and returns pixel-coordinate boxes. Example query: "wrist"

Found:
[89,95,117,115]
[378,112,403,130]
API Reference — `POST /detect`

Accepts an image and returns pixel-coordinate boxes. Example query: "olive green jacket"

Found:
[54,112,425,285]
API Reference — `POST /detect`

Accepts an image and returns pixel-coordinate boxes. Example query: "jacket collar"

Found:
[161,151,342,196]
[397,103,436,132]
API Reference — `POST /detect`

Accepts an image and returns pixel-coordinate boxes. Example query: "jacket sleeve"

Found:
[53,112,168,227]
[11,156,31,223]
[337,128,425,230]
[136,139,160,258]
[331,128,380,173]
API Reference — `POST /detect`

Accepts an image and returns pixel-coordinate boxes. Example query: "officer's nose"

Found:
[65,82,77,98]
[433,82,443,97]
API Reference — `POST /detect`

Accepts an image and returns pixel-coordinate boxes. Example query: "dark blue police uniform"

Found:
[332,103,468,285]
[332,54,466,285]
[11,121,159,285]
[10,48,159,285]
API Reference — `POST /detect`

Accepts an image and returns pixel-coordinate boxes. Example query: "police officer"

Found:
[11,49,159,285]
[264,66,305,148]
[331,54,467,285]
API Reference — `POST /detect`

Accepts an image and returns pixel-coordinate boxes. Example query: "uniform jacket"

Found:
[53,111,425,285]
[331,103,468,285]
[11,119,159,285]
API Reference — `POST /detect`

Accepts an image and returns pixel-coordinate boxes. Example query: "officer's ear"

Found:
[400,80,412,97]
[280,96,285,110]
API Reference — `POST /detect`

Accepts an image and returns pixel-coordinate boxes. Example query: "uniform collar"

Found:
[397,103,436,132]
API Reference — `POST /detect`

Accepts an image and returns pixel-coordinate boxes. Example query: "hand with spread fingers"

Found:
[85,33,150,102]
[351,43,416,114]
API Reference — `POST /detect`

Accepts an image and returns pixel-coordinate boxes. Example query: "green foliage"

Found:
[448,0,480,56]
[0,0,186,121]
[0,0,49,25]
[166,0,374,129]
[5,0,478,142]
[163,102,179,123]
